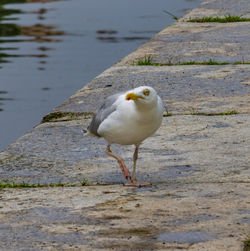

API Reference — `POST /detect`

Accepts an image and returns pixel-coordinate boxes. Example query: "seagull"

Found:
[86,86,164,187]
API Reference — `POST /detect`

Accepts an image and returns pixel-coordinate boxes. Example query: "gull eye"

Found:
[143,89,150,96]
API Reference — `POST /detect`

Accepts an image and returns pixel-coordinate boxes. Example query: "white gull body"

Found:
[97,87,163,145]
[87,86,164,187]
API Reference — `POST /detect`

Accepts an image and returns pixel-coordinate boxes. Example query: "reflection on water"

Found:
[0,0,67,150]
[0,2,23,22]
[96,35,151,43]
[0,0,64,120]
[0,90,13,111]
[0,1,64,64]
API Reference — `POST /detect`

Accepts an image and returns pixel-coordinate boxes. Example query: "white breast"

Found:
[98,95,164,145]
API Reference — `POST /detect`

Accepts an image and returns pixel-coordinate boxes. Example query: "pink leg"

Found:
[106,145,130,180]
[124,145,151,187]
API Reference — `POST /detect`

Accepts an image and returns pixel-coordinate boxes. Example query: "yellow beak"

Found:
[126,92,144,101]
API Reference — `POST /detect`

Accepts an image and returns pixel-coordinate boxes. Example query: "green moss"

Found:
[166,110,239,117]
[41,111,93,123]
[0,181,65,188]
[188,15,250,23]
[133,57,250,66]
[180,59,230,65]
[0,180,87,189]
[163,110,239,117]
[189,110,238,116]
[206,110,238,116]
[41,111,73,123]
[243,238,250,251]
[215,110,238,116]
[163,111,173,117]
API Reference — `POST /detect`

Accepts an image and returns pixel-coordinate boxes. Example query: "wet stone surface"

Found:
[0,183,249,250]
[157,231,216,243]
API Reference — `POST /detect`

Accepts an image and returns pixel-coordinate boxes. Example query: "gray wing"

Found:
[87,93,121,137]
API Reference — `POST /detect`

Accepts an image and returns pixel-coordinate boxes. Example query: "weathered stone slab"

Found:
[54,65,250,115]
[182,0,250,20]
[0,182,249,250]
[1,115,249,185]
[116,22,250,65]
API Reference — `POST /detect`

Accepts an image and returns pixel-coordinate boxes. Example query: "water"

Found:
[0,0,202,151]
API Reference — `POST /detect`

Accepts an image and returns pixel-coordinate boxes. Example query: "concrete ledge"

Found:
[1,115,249,185]
[54,65,250,115]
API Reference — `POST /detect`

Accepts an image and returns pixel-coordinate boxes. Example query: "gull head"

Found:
[125,86,158,105]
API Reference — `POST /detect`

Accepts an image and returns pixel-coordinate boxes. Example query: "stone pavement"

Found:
[0,0,249,250]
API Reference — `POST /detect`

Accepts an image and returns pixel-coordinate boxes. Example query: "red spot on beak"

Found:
[127,97,131,100]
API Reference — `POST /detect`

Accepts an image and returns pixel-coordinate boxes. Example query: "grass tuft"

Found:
[81,179,88,186]
[188,15,250,23]
[134,56,154,65]
[163,10,178,20]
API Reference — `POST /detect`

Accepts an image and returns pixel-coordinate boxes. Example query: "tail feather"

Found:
[82,128,99,137]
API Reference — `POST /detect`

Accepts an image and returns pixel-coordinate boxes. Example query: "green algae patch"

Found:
[0,181,64,189]
[0,180,88,189]
[163,112,173,117]
[179,60,229,66]
[133,57,250,66]
[212,110,238,116]
[189,110,238,116]
[243,237,250,251]
[188,15,250,23]
[163,110,238,117]
[41,111,93,123]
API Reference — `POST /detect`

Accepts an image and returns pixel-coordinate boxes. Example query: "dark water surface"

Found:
[0,0,202,151]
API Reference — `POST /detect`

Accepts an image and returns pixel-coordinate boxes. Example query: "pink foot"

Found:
[119,161,130,180]
[124,180,152,187]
